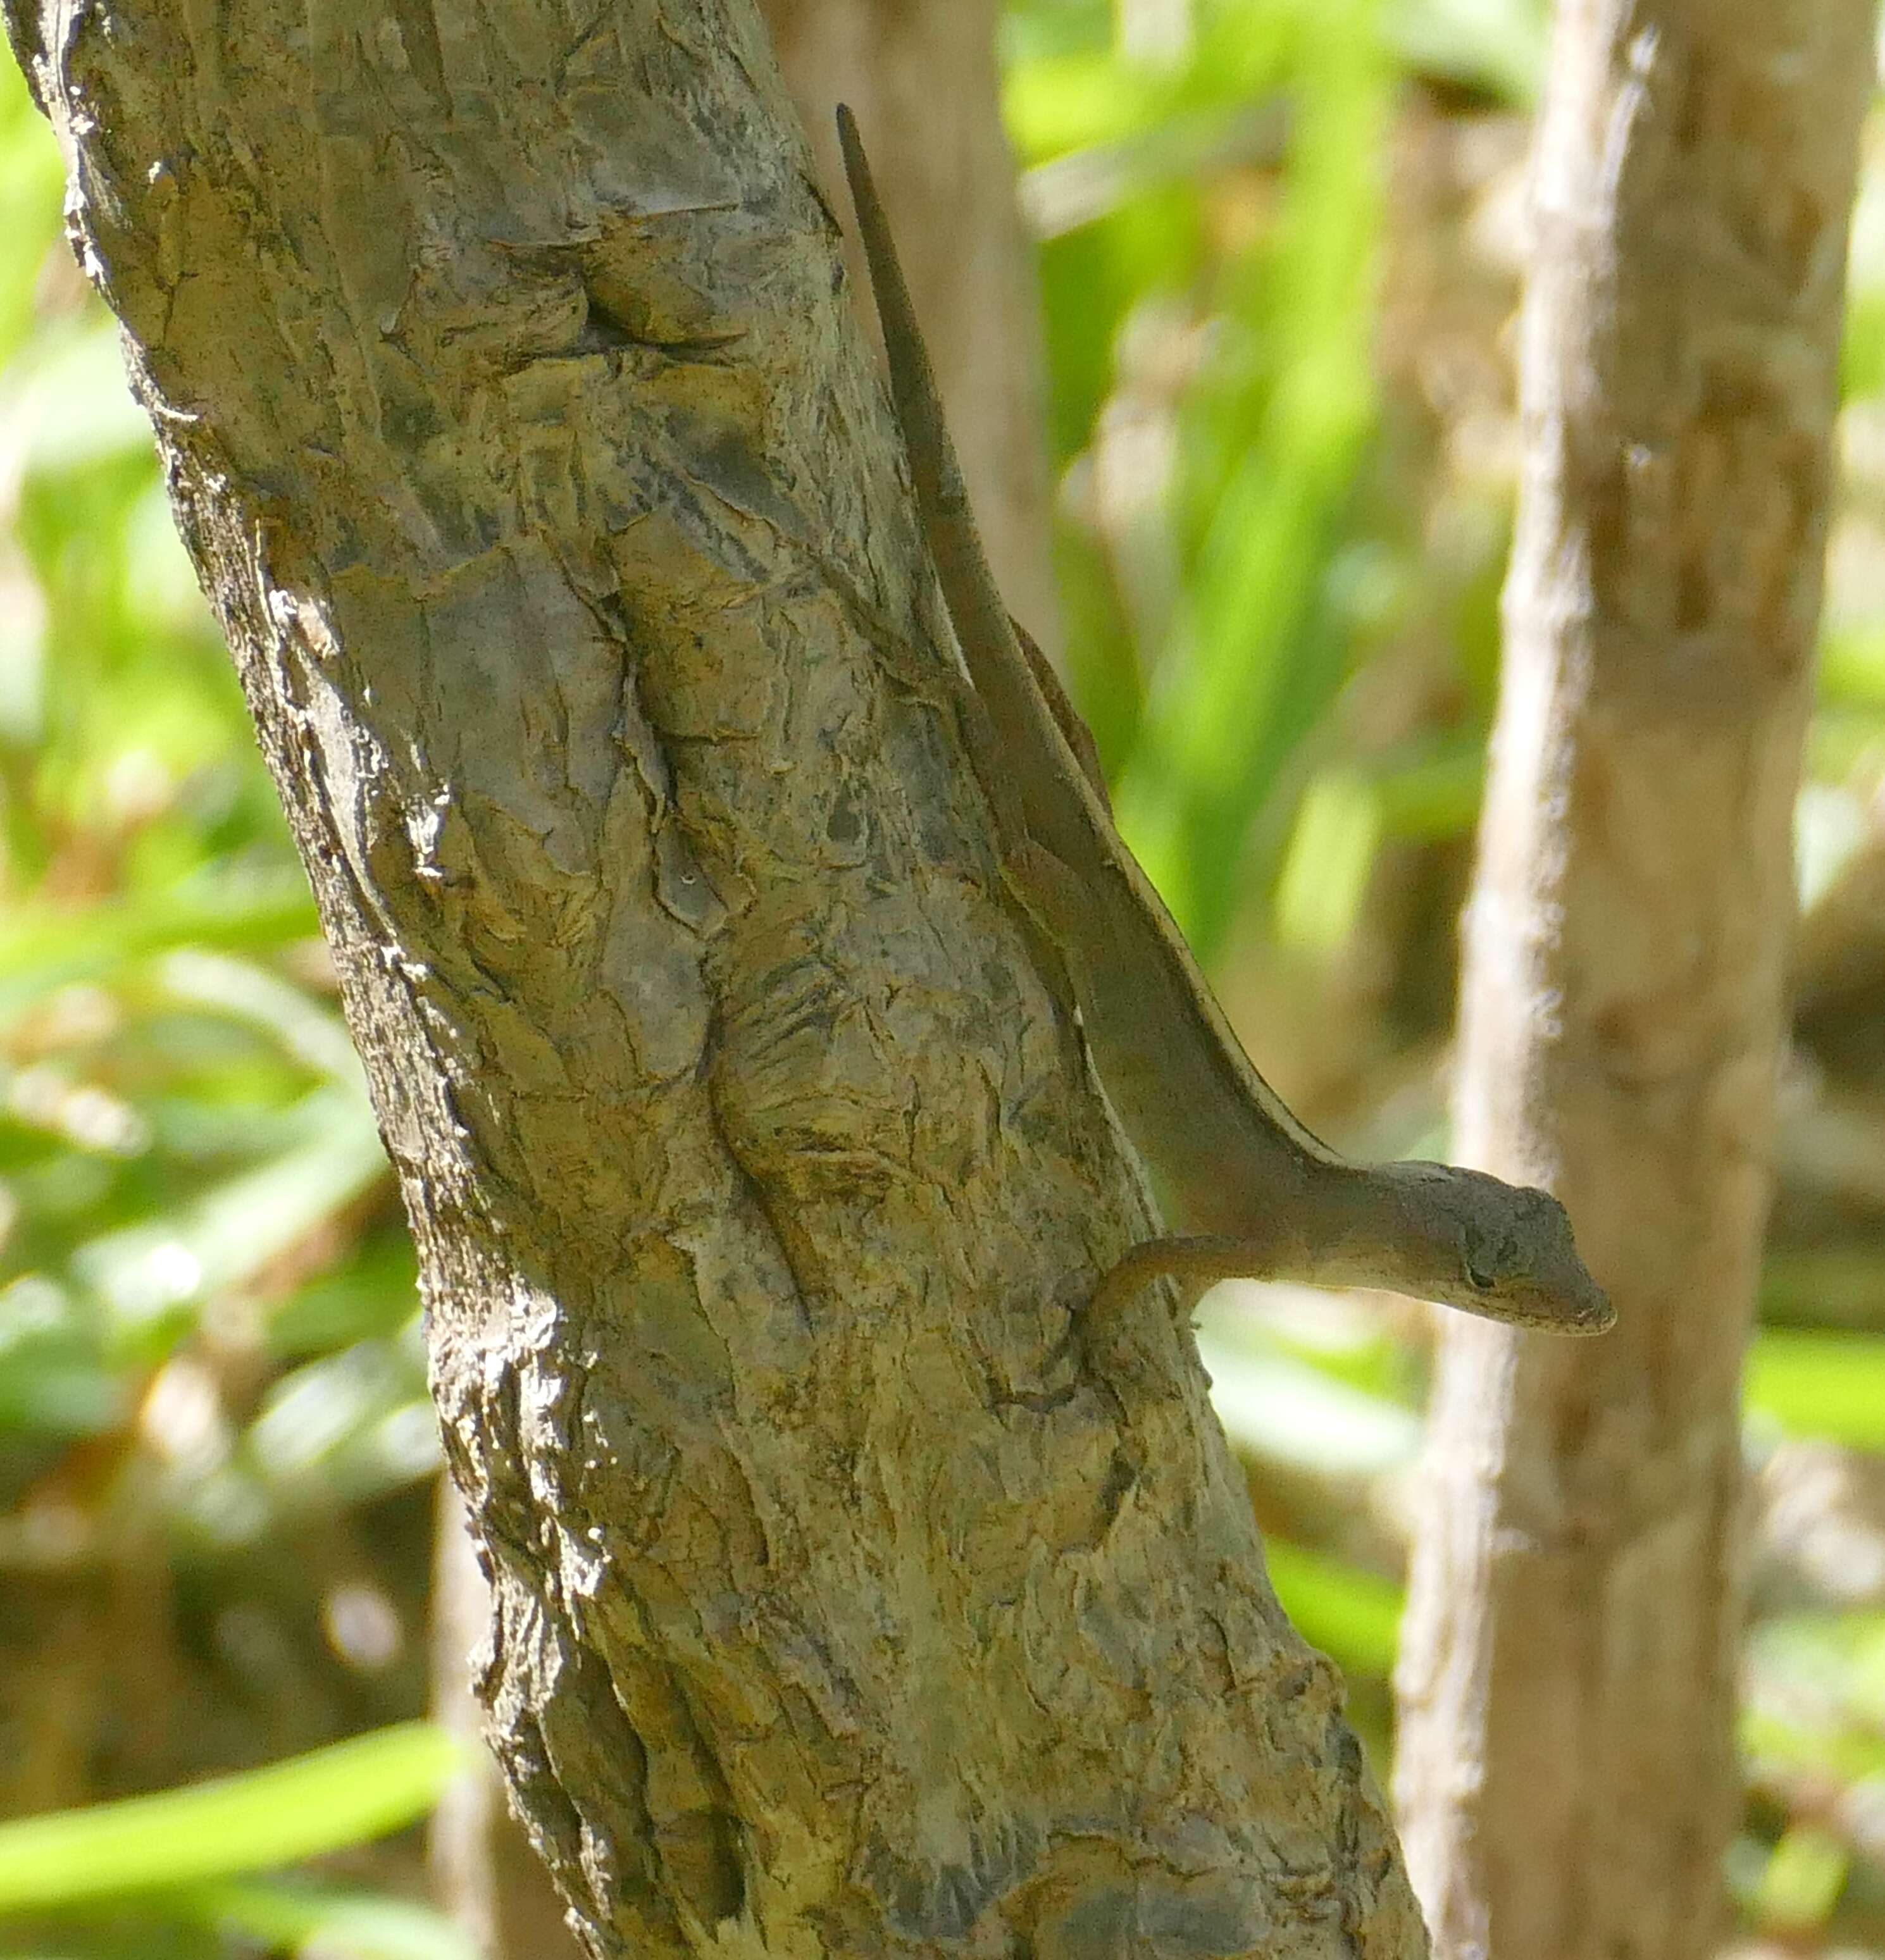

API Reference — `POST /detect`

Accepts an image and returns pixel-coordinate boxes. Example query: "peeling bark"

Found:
[4,0,1427,1952]
[1395,7,1876,1957]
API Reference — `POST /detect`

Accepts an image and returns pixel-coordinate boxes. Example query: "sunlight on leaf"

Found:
[1273,769,1382,953]
[1746,1332,1885,1451]
[1263,1537,1403,1680]
[1751,1825,1850,1933]
[0,879,322,1023]
[72,1088,387,1347]
[158,950,365,1088]
[12,325,153,473]
[173,1880,477,1960]
[0,1725,466,1912]
[1384,0,1546,101]
[1116,0,1390,956]
[1197,1315,1421,1476]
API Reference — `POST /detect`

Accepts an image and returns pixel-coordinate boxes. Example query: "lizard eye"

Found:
[1464,1248,1498,1291]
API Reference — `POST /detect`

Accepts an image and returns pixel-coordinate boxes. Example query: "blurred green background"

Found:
[6,0,1885,1951]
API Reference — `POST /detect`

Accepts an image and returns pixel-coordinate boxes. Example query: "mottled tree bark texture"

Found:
[1396,7,1875,1960]
[2,3,1428,1954]
[423,8,1059,1948]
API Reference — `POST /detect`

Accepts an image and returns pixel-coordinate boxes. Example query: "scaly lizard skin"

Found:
[836,108,1611,1336]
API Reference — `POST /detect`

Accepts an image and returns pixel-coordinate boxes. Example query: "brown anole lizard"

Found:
[835,107,1611,1337]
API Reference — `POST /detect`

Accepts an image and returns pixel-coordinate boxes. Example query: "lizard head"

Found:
[1374,1160,1614,1334]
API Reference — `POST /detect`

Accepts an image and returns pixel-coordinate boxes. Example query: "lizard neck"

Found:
[1184,1154,1436,1294]
[1285,1158,1429,1289]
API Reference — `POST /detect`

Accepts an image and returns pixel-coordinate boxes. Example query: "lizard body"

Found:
[836,108,1611,1336]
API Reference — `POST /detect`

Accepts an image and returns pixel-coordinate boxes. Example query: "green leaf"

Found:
[1263,1537,1404,1680]
[1116,0,1391,957]
[1198,1316,1422,1475]
[0,1279,117,1437]
[1371,736,1484,841]
[72,1086,387,1345]
[1273,769,1382,953]
[1745,1330,1885,1449]
[0,1725,466,1913]
[1384,0,1546,102]
[267,1233,420,1360]
[1759,1250,1885,1330]
[0,53,69,364]
[1753,1825,1849,1933]
[1819,622,1885,709]
[171,1880,478,1960]
[237,1334,439,1519]
[0,1343,123,1436]
[13,325,152,474]
[0,878,321,1022]
[156,950,364,1088]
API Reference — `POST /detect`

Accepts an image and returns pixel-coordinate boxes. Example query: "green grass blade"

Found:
[73,1086,387,1343]
[0,878,320,1022]
[1117,0,1390,955]
[0,1725,464,1913]
[172,1880,478,1960]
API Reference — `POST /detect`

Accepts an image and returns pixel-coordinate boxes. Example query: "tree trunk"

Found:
[4,1,1427,1952]
[425,9,1058,1942]
[759,0,1062,649]
[1394,7,1876,1959]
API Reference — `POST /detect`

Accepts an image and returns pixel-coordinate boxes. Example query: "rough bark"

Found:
[420,13,1062,1933]
[759,0,1062,648]
[4,1,1427,1952]
[1394,7,1876,1958]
